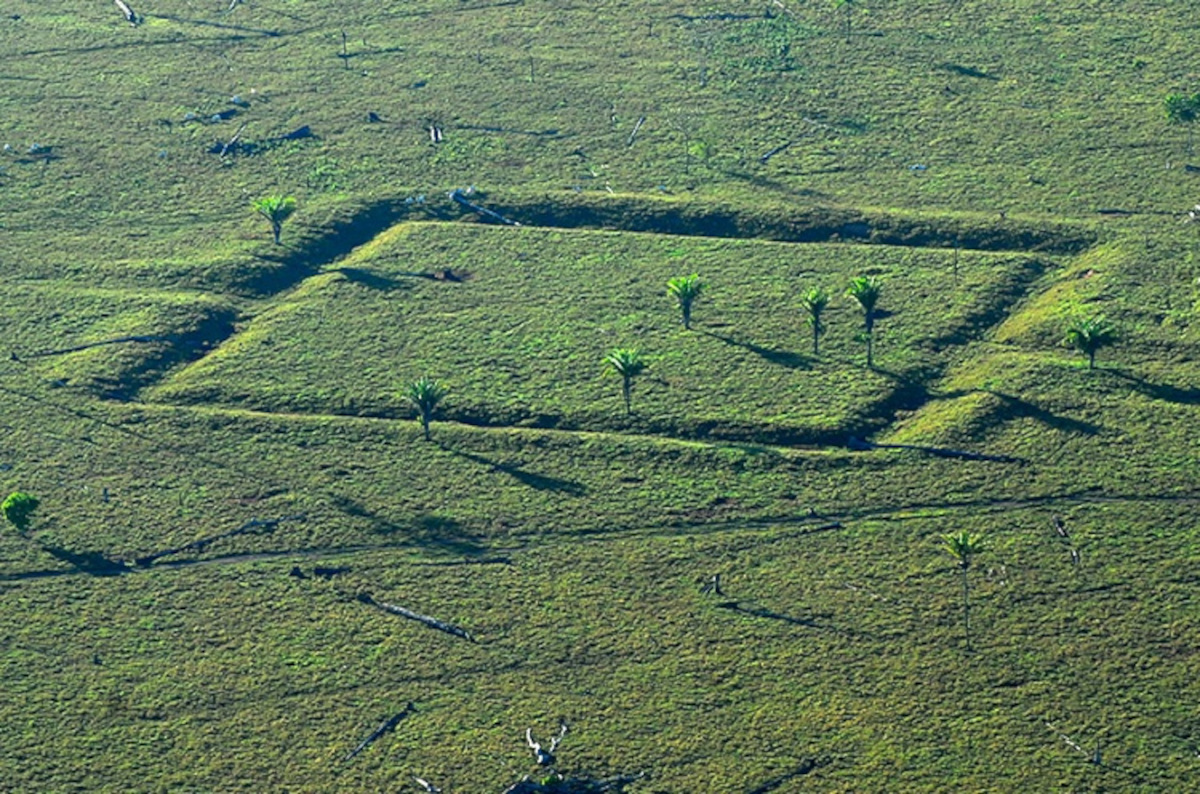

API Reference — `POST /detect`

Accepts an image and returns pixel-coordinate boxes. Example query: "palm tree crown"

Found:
[1064,315,1117,369]
[942,530,985,570]
[666,274,707,330]
[251,195,297,244]
[846,276,883,366]
[604,348,647,416]
[800,287,830,354]
[405,376,447,440]
[846,276,882,331]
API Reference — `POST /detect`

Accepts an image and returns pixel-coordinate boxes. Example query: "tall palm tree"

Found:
[942,530,985,651]
[405,377,447,441]
[846,276,882,367]
[799,287,830,355]
[251,195,297,245]
[666,274,707,330]
[1064,315,1117,370]
[604,348,646,416]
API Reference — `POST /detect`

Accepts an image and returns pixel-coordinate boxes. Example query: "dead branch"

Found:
[526,719,568,766]
[343,703,416,763]
[1053,516,1069,539]
[1044,722,1102,765]
[449,188,521,226]
[626,116,647,147]
[358,593,475,642]
[219,122,249,158]
[413,775,442,792]
[759,140,799,163]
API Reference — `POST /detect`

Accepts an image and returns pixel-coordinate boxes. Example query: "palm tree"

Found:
[942,530,985,651]
[405,377,447,441]
[1064,315,1117,370]
[799,287,830,355]
[251,195,297,245]
[604,348,646,416]
[846,276,882,367]
[666,274,707,330]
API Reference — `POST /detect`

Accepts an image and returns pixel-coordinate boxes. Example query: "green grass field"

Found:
[3,1,1200,791]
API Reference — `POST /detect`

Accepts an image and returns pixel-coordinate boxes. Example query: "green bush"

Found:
[2,492,39,533]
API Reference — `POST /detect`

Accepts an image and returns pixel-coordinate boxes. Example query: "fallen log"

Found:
[134,513,306,567]
[626,115,647,147]
[114,0,141,26]
[449,188,520,226]
[358,592,475,642]
[759,139,798,163]
[343,703,416,763]
[219,122,248,157]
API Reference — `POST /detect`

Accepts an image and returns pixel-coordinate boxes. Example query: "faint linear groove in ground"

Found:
[2,493,1196,583]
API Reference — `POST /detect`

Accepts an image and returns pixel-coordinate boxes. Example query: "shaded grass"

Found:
[0,284,237,397]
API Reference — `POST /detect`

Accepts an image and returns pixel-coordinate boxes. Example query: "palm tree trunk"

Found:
[812,326,820,355]
[272,221,282,245]
[1088,350,1096,370]
[421,411,431,441]
[960,566,971,651]
[622,378,632,415]
[866,332,874,368]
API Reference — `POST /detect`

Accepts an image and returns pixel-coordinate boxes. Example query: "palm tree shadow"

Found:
[331,267,415,292]
[702,331,812,370]
[1106,370,1200,405]
[439,446,586,496]
[329,494,487,555]
[714,599,864,637]
[412,514,486,556]
[988,391,1103,435]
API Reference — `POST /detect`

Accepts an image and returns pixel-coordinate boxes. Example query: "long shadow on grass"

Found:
[330,494,488,555]
[745,758,826,793]
[988,391,1102,435]
[6,32,293,61]
[36,542,128,577]
[715,600,864,637]
[331,267,418,292]
[438,446,587,496]
[1106,370,1200,405]
[702,331,812,370]
[6,529,129,578]
[147,14,283,36]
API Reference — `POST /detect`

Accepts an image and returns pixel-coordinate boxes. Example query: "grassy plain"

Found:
[2,0,1200,792]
